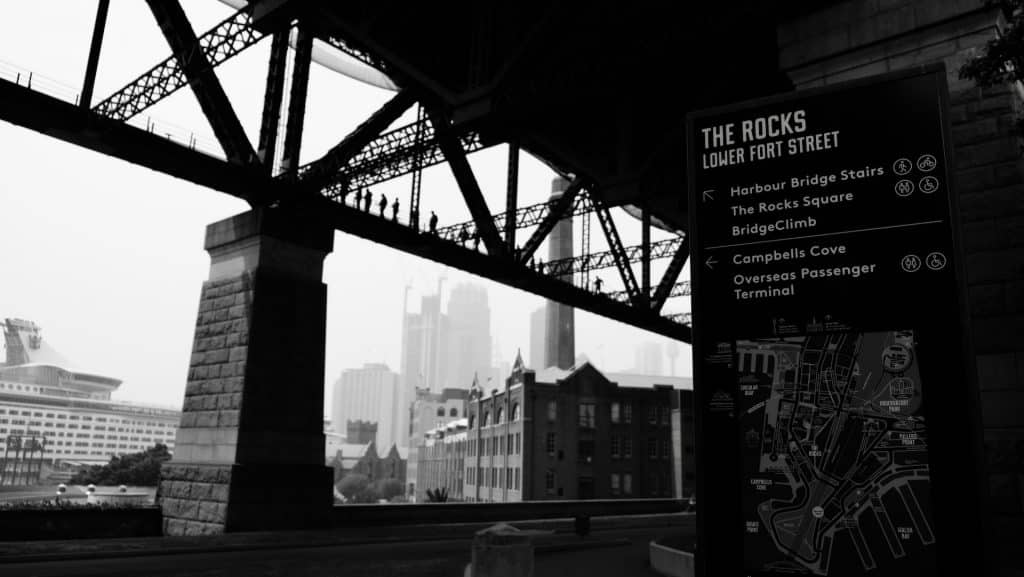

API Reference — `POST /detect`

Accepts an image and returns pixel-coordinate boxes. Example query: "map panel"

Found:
[738,330,935,576]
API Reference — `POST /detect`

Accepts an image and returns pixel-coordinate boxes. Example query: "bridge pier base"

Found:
[160,207,334,535]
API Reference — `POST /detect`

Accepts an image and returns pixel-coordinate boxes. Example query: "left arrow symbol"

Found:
[705,257,717,269]
[702,189,715,202]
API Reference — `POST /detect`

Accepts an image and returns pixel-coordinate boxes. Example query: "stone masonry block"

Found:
[194,411,218,428]
[228,305,247,320]
[965,249,1024,284]
[225,333,240,347]
[228,347,247,363]
[198,501,227,524]
[963,220,999,253]
[201,395,219,410]
[982,390,1024,428]
[961,188,1024,222]
[996,216,1024,249]
[955,139,1019,172]
[218,410,240,428]
[876,5,917,39]
[978,353,1020,390]
[206,349,229,364]
[1007,282,1024,314]
[953,117,999,146]
[972,315,1024,353]
[210,484,230,502]
[969,283,1006,317]
[203,380,225,395]
[164,518,187,535]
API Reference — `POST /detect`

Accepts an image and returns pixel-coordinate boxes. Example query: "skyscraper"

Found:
[400,279,492,394]
[330,363,406,451]
[445,282,492,390]
[400,279,449,395]
[634,342,664,376]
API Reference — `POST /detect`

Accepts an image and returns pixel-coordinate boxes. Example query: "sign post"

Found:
[687,65,988,576]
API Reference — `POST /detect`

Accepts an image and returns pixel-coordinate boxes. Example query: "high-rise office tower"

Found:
[330,363,405,451]
[445,282,492,390]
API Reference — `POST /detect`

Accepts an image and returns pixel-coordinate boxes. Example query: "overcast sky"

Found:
[0,1,692,410]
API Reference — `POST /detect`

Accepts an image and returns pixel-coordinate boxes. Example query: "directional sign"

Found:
[687,65,986,577]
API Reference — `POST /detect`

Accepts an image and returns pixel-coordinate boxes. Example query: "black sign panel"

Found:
[687,66,986,577]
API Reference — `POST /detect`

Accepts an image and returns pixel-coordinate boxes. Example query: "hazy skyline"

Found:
[0,1,692,410]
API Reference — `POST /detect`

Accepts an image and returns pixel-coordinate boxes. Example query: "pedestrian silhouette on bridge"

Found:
[364,190,373,212]
[429,211,438,234]
[354,189,362,209]
[594,277,603,292]
[459,225,469,245]
[392,198,400,222]
[379,194,388,217]
[473,234,480,251]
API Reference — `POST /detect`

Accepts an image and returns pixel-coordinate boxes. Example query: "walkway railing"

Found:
[0,59,224,160]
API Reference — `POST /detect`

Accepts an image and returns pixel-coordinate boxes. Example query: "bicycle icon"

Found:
[917,154,937,172]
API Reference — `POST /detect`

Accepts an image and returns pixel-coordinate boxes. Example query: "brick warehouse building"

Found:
[463,353,676,502]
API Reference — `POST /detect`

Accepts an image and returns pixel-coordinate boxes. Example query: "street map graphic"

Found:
[738,330,936,576]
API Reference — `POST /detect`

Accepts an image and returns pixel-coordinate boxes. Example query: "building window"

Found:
[611,402,620,424]
[547,400,557,421]
[648,406,658,424]
[578,403,595,428]
[649,473,658,495]
[468,414,475,429]
[546,432,556,456]
[516,433,521,455]
[482,411,490,427]
[578,440,594,464]
[506,468,512,489]
[497,407,504,424]
[661,438,671,459]
[648,438,658,459]
[624,437,633,458]
[623,473,633,495]
[611,473,621,495]
[512,403,520,421]
[449,407,458,417]
[515,467,520,491]
[507,435,513,454]
[623,403,632,423]
[610,436,620,458]
[437,407,445,417]
[545,470,556,494]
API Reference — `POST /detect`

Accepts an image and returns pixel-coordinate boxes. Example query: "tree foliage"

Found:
[68,444,171,487]
[336,474,406,503]
[960,1,1024,88]
[425,487,449,503]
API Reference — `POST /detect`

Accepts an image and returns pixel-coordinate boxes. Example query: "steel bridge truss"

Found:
[0,1,693,340]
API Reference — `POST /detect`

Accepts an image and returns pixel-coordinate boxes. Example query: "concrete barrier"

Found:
[649,540,695,577]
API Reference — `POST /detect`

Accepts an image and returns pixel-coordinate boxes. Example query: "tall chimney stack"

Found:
[545,177,575,369]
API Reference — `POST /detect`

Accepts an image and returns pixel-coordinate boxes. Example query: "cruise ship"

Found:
[0,318,180,483]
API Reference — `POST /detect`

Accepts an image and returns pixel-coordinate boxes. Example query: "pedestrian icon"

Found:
[917,154,937,172]
[901,254,921,272]
[893,158,913,176]
[895,180,914,197]
[926,252,946,271]
[919,176,939,194]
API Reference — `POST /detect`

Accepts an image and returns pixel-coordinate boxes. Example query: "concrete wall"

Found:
[777,0,1023,559]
